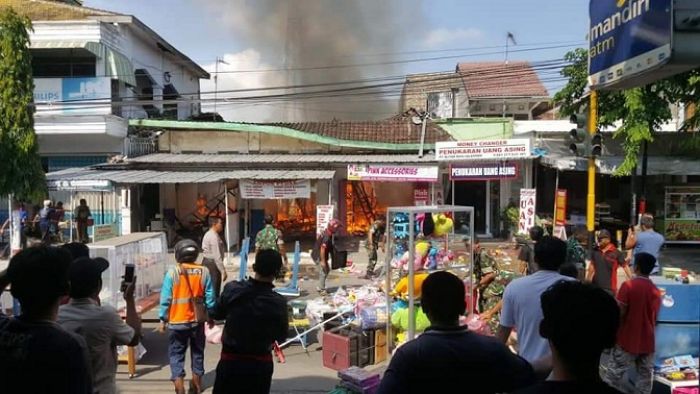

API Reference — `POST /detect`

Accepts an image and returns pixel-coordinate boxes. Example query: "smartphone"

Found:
[124,264,135,284]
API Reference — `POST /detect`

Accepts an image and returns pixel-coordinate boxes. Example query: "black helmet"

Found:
[175,239,199,263]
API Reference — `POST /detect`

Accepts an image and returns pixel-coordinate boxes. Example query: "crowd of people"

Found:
[379,234,663,394]
[0,233,288,394]
[0,198,92,248]
[0,213,666,394]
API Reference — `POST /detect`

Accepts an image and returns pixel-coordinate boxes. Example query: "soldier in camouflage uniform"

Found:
[467,237,520,332]
[480,268,519,333]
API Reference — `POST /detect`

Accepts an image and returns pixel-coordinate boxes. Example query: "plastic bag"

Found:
[117,343,147,361]
[465,314,492,336]
[205,324,223,344]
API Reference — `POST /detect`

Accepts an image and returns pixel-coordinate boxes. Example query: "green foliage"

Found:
[554,49,699,176]
[0,8,45,200]
[501,206,519,231]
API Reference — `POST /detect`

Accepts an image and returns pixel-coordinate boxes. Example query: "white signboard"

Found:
[436,139,531,161]
[316,205,335,236]
[240,179,311,199]
[347,165,439,182]
[518,188,537,234]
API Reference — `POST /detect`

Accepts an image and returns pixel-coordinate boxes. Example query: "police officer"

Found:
[158,239,216,394]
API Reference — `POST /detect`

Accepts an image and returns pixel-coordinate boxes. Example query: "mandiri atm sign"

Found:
[589,0,700,90]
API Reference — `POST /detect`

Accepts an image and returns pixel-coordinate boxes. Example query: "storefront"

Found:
[340,164,441,235]
[537,133,700,237]
[239,176,334,242]
[436,138,534,237]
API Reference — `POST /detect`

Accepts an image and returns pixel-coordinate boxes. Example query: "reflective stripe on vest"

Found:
[168,263,208,325]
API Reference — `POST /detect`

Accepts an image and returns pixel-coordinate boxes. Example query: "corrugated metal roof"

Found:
[128,153,437,164]
[46,168,336,184]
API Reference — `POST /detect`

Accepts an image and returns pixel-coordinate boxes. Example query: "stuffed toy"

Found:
[432,213,454,236]
[423,245,440,270]
[392,239,430,272]
[392,212,410,240]
[415,212,435,236]
[391,306,431,332]
[391,272,430,298]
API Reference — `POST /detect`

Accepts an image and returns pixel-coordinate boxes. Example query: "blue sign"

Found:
[34,77,112,115]
[589,0,672,89]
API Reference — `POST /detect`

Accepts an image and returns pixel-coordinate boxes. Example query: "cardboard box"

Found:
[374,328,387,364]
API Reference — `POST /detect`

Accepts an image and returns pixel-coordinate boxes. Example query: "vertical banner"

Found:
[555,189,567,225]
[316,205,335,236]
[518,188,537,234]
[554,189,568,240]
[10,209,21,255]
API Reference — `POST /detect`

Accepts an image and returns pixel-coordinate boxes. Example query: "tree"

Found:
[0,8,45,200]
[554,48,700,176]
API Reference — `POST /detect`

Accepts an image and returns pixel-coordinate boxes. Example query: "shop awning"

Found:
[46,168,336,185]
[128,153,439,165]
[30,41,136,86]
[538,137,700,175]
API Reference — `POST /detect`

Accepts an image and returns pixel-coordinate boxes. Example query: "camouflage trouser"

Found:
[366,246,378,274]
[603,345,654,394]
[481,296,502,334]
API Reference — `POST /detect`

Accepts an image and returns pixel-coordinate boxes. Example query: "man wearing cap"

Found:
[0,246,93,394]
[159,239,217,394]
[58,256,142,394]
[586,229,632,296]
[312,218,341,295]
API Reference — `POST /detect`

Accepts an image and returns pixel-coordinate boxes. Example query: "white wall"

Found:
[117,25,202,120]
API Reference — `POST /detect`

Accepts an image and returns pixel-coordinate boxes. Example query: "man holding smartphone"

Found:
[625,214,664,275]
[58,257,142,394]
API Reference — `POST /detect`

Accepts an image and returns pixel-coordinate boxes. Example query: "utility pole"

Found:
[213,57,229,120]
[587,91,598,254]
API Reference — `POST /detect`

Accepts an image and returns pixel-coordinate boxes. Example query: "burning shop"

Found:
[340,164,441,235]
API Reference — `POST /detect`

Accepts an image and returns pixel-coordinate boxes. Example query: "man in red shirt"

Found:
[586,230,632,295]
[603,252,661,394]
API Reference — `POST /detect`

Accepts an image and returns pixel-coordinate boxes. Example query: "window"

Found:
[163,84,179,119]
[32,50,96,78]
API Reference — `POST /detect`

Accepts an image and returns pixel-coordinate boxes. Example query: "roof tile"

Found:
[265,109,452,145]
[456,61,549,99]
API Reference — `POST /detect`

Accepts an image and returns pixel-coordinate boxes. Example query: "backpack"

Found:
[256,226,279,251]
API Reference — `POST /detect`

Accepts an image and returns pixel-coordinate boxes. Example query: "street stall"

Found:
[651,276,700,392]
[383,205,474,351]
[663,186,700,244]
[88,232,168,377]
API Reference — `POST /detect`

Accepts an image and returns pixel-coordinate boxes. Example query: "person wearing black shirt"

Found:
[514,281,623,394]
[377,271,535,394]
[0,246,93,394]
[212,249,288,394]
[518,226,544,275]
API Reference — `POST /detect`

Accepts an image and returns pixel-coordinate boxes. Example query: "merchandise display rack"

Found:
[383,205,474,355]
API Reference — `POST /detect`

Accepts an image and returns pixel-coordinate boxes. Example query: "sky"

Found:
[84,0,590,121]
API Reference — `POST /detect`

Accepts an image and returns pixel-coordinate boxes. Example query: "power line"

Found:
[35,57,572,107]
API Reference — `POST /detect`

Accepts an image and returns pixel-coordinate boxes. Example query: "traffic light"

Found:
[568,113,589,156]
[591,132,603,157]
